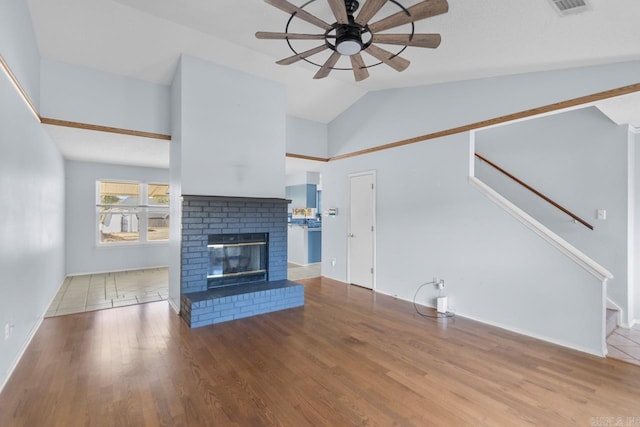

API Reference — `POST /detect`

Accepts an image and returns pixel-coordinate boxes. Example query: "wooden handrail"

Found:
[474,153,594,230]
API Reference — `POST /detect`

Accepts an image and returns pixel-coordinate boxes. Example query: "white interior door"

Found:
[348,173,375,289]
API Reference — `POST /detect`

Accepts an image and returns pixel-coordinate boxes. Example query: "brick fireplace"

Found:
[179,196,304,328]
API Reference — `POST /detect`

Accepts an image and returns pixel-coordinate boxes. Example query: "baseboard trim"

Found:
[456,311,606,358]
[0,315,45,394]
[375,289,606,358]
[1,274,70,393]
[66,265,169,277]
[288,261,310,267]
[168,297,180,314]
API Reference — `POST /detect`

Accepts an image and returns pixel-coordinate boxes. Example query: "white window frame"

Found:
[96,180,169,246]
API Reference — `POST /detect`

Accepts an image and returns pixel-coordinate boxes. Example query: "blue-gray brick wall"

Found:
[180,196,289,294]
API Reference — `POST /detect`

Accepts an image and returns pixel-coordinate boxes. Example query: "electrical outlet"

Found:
[4,323,10,340]
[331,258,336,267]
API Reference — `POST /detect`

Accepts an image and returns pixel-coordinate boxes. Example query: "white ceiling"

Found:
[596,93,640,128]
[44,124,170,168]
[284,157,326,175]
[27,0,640,123]
[25,0,640,170]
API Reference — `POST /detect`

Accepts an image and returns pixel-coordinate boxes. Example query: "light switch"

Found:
[596,209,607,220]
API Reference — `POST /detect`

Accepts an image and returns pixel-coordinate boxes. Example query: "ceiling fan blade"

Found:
[372,33,441,48]
[327,0,349,24]
[368,0,448,33]
[264,0,332,31]
[256,31,326,40]
[276,45,329,65]
[350,53,369,81]
[364,44,410,72]
[314,51,341,79]
[355,0,388,26]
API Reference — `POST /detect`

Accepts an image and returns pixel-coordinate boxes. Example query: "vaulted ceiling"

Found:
[27,0,640,124]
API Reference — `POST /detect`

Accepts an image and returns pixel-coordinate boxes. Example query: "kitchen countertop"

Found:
[288,223,322,231]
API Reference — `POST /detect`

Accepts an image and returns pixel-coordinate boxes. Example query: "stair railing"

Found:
[474,152,594,230]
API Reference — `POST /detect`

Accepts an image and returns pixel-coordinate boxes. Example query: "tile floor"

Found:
[46,263,322,317]
[287,262,321,281]
[607,325,640,366]
[45,268,168,317]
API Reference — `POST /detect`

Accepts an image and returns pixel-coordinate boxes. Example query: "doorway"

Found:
[348,171,376,289]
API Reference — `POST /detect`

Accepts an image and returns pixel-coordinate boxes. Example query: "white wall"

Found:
[286,172,321,186]
[0,0,66,390]
[40,59,171,135]
[633,127,640,326]
[475,108,629,323]
[168,59,183,312]
[328,61,640,158]
[321,62,640,355]
[65,160,169,275]
[178,55,286,198]
[169,55,287,307]
[0,0,40,108]
[322,133,605,354]
[286,116,328,158]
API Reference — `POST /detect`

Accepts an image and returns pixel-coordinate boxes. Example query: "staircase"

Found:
[606,308,618,337]
[469,149,614,356]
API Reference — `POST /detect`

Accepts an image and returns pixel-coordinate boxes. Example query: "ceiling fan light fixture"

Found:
[335,23,364,56]
[336,38,363,55]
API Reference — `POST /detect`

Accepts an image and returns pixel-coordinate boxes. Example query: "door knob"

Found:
[348,233,355,238]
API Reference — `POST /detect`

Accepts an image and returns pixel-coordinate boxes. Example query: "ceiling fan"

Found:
[256,0,448,81]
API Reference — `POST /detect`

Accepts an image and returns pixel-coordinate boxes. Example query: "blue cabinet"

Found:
[286,183,321,264]
[308,229,321,263]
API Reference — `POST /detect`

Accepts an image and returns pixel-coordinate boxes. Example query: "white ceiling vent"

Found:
[548,0,591,16]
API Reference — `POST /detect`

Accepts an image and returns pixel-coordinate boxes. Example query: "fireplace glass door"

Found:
[207,233,268,288]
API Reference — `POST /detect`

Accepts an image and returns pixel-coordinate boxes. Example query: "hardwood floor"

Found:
[1,277,639,426]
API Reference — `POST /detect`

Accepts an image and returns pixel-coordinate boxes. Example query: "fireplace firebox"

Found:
[207,233,268,289]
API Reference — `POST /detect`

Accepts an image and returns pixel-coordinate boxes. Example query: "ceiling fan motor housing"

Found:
[335,19,365,56]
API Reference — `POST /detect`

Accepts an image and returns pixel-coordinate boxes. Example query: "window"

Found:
[97,181,169,244]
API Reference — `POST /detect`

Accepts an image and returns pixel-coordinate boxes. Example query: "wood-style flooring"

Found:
[1,277,639,426]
